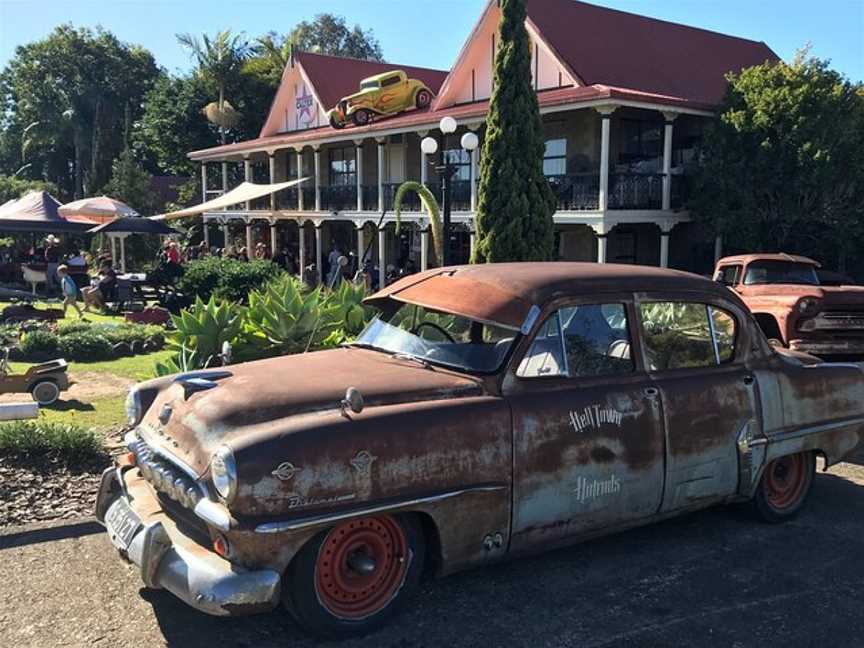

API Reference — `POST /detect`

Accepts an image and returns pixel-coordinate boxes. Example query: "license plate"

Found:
[105,498,142,551]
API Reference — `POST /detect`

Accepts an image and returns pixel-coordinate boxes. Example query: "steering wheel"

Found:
[411,321,456,343]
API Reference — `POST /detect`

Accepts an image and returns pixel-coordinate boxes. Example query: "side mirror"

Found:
[340,386,364,417]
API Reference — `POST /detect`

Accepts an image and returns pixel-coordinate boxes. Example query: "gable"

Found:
[434,0,577,109]
[259,60,327,137]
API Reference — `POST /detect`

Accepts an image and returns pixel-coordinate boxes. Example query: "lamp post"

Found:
[421,117,478,266]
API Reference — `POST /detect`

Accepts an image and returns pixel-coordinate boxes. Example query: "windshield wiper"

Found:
[391,352,432,369]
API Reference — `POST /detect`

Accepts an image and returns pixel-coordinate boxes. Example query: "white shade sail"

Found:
[162,179,308,220]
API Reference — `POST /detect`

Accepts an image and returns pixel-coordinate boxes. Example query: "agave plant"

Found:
[326,280,375,337]
[245,274,340,354]
[160,296,246,372]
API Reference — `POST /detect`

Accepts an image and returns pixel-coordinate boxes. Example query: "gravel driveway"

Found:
[3,461,864,647]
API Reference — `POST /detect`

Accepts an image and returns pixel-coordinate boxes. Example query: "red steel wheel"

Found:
[315,515,409,620]
[754,451,815,523]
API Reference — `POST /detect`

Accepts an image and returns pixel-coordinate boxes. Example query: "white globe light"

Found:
[420,137,438,155]
[439,116,457,134]
[460,132,479,151]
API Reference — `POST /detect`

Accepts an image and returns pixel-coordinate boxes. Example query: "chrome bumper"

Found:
[95,467,280,616]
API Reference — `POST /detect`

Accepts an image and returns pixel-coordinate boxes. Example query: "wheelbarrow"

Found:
[0,347,69,405]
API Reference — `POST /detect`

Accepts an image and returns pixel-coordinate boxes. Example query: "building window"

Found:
[619,119,662,164]
[543,138,567,176]
[443,148,471,181]
[329,147,356,186]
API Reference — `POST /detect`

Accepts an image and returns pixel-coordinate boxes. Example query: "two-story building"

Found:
[186,0,777,285]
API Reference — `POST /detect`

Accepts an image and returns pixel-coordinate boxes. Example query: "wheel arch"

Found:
[753,312,784,343]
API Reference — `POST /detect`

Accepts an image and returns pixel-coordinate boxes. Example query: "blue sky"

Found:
[0,0,862,81]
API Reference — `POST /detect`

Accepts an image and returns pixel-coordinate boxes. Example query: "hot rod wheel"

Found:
[753,451,816,523]
[285,514,425,638]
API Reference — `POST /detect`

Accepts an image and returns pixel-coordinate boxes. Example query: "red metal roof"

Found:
[296,51,449,111]
[526,0,778,106]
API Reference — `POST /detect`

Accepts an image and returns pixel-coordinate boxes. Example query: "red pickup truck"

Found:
[714,253,864,358]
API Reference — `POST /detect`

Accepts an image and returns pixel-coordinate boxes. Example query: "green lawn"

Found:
[1,299,125,325]
[8,349,173,381]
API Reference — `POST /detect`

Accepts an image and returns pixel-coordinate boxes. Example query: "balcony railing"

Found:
[320,185,356,212]
[608,173,663,210]
[547,173,600,211]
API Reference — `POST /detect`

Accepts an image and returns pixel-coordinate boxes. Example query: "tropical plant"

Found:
[177,30,250,144]
[243,33,293,86]
[325,280,375,345]
[176,256,283,303]
[473,0,556,262]
[245,274,339,355]
[393,181,443,264]
[155,295,246,375]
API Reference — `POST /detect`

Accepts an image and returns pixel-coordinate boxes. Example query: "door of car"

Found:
[635,296,758,512]
[504,297,666,552]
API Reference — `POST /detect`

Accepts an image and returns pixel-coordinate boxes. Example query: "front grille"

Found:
[127,434,203,510]
[155,491,211,546]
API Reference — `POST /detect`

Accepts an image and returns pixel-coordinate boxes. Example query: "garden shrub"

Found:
[0,420,103,462]
[58,331,114,360]
[177,257,283,303]
[19,329,60,359]
[18,321,164,362]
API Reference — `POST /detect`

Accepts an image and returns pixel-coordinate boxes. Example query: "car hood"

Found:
[138,347,484,475]
[738,284,864,307]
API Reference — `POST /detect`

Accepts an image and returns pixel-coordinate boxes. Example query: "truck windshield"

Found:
[350,303,518,373]
[743,261,819,286]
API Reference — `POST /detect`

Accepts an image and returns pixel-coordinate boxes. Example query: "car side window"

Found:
[639,302,738,370]
[381,76,400,87]
[517,304,634,378]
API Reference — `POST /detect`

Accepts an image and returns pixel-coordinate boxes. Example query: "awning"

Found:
[162,179,308,220]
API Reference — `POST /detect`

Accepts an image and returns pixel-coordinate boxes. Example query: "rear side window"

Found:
[639,302,738,370]
[381,75,401,87]
[517,304,634,378]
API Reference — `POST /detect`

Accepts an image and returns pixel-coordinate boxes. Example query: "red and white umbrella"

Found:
[59,195,139,224]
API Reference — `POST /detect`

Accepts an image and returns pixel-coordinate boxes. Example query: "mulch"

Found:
[0,452,110,528]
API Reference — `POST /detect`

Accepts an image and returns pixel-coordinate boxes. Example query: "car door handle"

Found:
[643,387,659,399]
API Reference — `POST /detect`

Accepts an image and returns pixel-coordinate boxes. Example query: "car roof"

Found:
[718,253,820,267]
[366,262,739,329]
[361,70,405,84]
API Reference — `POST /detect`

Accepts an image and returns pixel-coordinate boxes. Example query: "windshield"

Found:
[351,303,518,373]
[743,261,819,286]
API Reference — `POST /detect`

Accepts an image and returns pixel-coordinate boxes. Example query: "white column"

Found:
[313,148,322,211]
[203,220,210,248]
[469,230,476,259]
[221,161,228,213]
[200,163,208,203]
[268,153,276,211]
[222,223,230,248]
[298,223,306,276]
[357,225,365,265]
[662,112,677,211]
[596,233,607,263]
[420,153,428,185]
[377,139,385,212]
[245,222,253,257]
[378,226,386,288]
[714,235,723,263]
[420,228,429,271]
[355,141,364,212]
[296,149,304,211]
[596,106,616,212]
[470,147,479,212]
[119,234,127,273]
[660,230,670,268]
[270,223,278,257]
[243,157,252,211]
[315,224,323,284]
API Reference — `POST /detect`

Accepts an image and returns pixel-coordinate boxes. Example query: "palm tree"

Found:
[177,30,249,144]
[244,33,292,86]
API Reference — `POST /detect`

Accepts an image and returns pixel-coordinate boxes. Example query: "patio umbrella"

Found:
[59,195,139,225]
[87,217,178,272]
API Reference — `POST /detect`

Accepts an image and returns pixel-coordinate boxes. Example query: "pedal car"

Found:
[0,347,69,405]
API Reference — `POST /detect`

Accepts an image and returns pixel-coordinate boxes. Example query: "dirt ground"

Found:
[3,460,864,647]
[0,370,134,404]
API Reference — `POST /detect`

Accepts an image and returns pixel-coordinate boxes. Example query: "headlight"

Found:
[125,388,142,426]
[797,298,820,315]
[211,446,237,502]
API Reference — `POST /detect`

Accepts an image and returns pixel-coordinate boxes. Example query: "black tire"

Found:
[285,513,425,638]
[414,89,432,109]
[329,115,345,130]
[352,109,373,127]
[30,379,60,406]
[752,451,815,523]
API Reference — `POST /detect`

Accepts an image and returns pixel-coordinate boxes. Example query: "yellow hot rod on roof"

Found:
[327,70,434,129]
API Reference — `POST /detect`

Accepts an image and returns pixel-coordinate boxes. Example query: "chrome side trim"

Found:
[255,484,507,534]
[767,415,864,442]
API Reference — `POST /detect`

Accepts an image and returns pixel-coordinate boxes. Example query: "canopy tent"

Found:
[0,191,92,233]
[59,195,139,225]
[88,216,179,273]
[161,178,308,220]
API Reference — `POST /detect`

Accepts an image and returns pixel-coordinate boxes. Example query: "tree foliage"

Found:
[473,0,556,263]
[102,148,156,214]
[0,25,160,199]
[287,14,383,61]
[0,174,59,204]
[692,53,864,270]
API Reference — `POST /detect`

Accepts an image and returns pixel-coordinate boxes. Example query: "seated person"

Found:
[82,266,117,312]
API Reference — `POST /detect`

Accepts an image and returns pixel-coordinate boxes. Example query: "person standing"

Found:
[44,234,61,291]
[57,265,83,317]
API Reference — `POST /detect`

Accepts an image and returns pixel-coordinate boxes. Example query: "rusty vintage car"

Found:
[95,263,864,637]
[714,253,864,358]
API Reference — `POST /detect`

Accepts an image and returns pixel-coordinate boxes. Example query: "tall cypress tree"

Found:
[472,0,556,263]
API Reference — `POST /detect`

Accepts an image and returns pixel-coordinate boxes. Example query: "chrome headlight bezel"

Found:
[125,388,142,426]
[797,298,821,315]
[211,446,237,503]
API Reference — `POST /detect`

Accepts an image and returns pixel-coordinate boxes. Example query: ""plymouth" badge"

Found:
[271,462,300,481]
[350,450,377,475]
